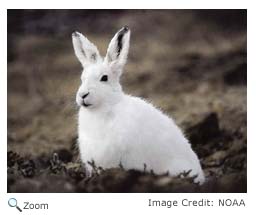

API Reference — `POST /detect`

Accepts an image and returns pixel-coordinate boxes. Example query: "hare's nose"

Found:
[81,92,89,99]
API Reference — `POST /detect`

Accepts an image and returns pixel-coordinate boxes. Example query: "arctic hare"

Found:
[72,26,205,184]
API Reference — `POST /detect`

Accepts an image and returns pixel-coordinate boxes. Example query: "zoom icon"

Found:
[8,198,22,212]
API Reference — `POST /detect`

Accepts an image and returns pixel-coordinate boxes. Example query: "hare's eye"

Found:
[100,75,108,82]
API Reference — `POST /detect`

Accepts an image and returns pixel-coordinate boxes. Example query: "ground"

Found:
[7,10,247,192]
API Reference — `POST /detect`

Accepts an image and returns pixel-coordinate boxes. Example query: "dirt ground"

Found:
[7,10,247,192]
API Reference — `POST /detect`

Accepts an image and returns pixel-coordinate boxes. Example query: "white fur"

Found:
[72,27,205,184]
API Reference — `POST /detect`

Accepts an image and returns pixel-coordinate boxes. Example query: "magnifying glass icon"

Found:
[8,198,22,212]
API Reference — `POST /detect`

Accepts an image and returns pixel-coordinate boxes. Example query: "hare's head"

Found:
[72,26,130,110]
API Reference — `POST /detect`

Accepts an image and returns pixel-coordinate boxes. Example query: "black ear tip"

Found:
[72,31,79,37]
[123,26,129,32]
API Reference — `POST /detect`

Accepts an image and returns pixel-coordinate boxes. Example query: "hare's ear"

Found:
[105,26,130,73]
[72,31,101,68]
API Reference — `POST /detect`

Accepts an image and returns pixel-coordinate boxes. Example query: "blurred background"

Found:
[7,10,247,192]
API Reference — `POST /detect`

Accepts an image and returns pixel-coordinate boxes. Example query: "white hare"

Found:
[72,26,205,184]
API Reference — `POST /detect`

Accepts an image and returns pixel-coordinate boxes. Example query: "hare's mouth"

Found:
[82,102,92,107]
